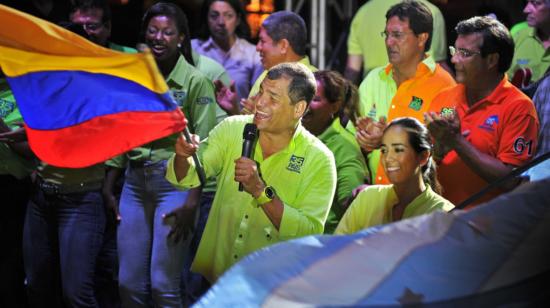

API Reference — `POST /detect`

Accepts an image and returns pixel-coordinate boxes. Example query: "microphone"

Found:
[239,123,258,191]
[182,126,207,187]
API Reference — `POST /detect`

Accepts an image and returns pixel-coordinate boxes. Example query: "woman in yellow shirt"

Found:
[335,117,453,234]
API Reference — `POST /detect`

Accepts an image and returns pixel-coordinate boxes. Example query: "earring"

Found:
[177,43,182,48]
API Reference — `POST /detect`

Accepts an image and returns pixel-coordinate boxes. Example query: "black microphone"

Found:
[239,123,258,191]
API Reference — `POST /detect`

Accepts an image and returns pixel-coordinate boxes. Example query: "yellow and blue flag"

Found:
[0,4,186,168]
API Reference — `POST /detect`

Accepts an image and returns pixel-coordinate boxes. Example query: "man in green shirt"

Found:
[508,0,550,84]
[166,63,337,282]
[216,11,317,116]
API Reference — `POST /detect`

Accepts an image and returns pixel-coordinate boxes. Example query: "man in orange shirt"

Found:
[355,0,455,184]
[426,16,539,207]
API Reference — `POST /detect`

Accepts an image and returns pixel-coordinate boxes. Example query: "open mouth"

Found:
[255,110,270,121]
[150,44,166,55]
[386,166,400,172]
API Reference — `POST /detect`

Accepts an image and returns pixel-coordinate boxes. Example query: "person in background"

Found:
[507,0,550,85]
[426,16,539,207]
[335,117,453,235]
[355,0,455,185]
[344,0,450,85]
[0,71,36,308]
[302,70,368,233]
[192,0,263,103]
[70,0,135,52]
[102,3,218,306]
[216,10,316,115]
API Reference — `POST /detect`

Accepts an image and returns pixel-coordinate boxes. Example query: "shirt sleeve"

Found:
[187,77,218,140]
[497,99,540,166]
[334,193,364,235]
[429,6,447,62]
[278,148,337,238]
[347,11,362,56]
[165,117,234,189]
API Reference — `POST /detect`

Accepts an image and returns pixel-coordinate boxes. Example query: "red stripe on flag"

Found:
[26,109,186,168]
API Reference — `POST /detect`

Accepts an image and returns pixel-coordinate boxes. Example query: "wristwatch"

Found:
[256,185,276,206]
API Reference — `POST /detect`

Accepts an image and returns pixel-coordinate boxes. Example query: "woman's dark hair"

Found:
[197,0,251,40]
[384,117,442,194]
[141,2,194,65]
[313,70,359,126]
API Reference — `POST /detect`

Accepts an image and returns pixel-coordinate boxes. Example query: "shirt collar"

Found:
[166,55,190,87]
[383,54,436,76]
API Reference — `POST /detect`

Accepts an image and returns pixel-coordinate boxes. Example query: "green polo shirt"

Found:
[508,27,550,83]
[318,118,368,234]
[248,56,318,97]
[335,185,454,235]
[166,115,337,282]
[108,55,218,168]
[347,0,447,76]
[108,42,137,53]
[0,79,36,179]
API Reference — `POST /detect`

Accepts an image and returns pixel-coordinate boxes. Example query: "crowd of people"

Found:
[1,0,549,307]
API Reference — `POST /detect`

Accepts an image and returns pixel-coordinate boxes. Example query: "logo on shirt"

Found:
[479,115,499,131]
[408,96,423,111]
[517,59,530,65]
[287,155,305,173]
[196,97,214,105]
[440,107,455,118]
[0,98,15,118]
[171,90,187,106]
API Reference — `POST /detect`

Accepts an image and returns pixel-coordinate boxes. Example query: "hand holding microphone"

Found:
[236,123,258,192]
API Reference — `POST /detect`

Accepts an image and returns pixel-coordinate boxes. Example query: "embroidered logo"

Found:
[0,98,15,118]
[517,59,529,65]
[171,90,187,106]
[196,97,214,105]
[367,104,377,119]
[408,96,423,111]
[287,155,305,173]
[479,115,499,131]
[440,107,455,118]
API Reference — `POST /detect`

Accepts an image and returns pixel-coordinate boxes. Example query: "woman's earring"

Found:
[177,43,182,48]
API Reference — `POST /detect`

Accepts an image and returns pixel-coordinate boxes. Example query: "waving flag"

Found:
[195,180,550,306]
[0,4,186,168]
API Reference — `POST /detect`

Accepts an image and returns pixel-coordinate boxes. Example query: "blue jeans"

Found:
[23,184,105,308]
[118,160,191,307]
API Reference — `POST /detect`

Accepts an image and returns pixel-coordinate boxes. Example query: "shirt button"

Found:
[245,215,249,219]
[234,254,238,259]
[239,234,243,238]
[378,176,382,180]
[391,105,396,109]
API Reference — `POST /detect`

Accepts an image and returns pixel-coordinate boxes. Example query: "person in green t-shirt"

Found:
[335,117,453,235]
[301,70,368,234]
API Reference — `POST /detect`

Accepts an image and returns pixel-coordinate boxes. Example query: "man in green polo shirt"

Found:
[508,0,550,84]
[216,11,317,116]
[166,62,337,283]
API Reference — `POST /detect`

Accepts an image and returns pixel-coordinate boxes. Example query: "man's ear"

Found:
[418,32,429,49]
[486,52,500,71]
[278,38,290,55]
[294,100,307,119]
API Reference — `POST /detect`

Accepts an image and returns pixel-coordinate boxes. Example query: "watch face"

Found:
[265,186,275,199]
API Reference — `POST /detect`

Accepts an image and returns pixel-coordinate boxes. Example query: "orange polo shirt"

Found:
[430,77,539,207]
[359,57,455,184]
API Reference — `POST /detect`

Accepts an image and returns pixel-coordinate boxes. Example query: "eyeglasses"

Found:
[380,30,414,41]
[449,46,481,58]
